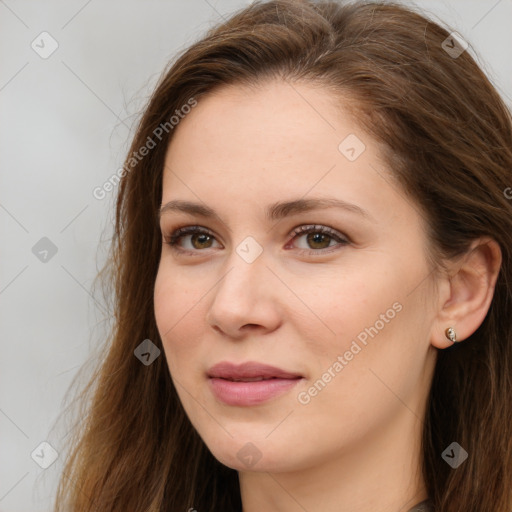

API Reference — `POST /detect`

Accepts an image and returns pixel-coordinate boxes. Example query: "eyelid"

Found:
[163,223,350,256]
[287,224,349,242]
[164,225,220,253]
[285,224,350,255]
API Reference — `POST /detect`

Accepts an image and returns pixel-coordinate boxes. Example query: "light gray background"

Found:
[1,1,511,510]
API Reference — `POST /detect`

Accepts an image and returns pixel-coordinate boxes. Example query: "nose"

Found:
[206,250,282,339]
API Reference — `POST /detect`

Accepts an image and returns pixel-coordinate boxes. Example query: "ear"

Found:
[431,237,502,349]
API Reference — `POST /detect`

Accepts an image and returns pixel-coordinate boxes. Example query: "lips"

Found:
[207,361,302,381]
[207,361,303,406]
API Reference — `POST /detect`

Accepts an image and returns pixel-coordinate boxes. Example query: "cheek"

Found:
[296,261,422,404]
[153,265,205,372]
[306,282,430,426]
[154,263,204,330]
[294,269,389,357]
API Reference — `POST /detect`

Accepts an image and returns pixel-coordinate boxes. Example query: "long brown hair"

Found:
[52,1,512,510]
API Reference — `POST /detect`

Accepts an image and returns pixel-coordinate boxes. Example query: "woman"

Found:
[53,1,512,511]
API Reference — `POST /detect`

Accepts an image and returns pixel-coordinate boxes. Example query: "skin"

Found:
[153,79,501,512]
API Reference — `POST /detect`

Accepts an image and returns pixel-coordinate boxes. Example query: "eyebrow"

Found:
[158,197,375,223]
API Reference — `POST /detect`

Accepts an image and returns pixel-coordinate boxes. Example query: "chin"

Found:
[203,435,302,473]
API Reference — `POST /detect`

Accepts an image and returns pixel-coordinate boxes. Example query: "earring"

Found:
[445,327,458,343]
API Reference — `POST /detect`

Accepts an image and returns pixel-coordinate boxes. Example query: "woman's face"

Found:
[154,79,438,473]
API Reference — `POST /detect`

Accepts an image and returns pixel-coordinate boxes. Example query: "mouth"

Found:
[207,361,303,380]
[220,376,289,382]
[207,361,303,406]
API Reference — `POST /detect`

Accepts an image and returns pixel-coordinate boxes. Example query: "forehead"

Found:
[159,79,429,246]
[158,80,431,264]
[163,80,377,192]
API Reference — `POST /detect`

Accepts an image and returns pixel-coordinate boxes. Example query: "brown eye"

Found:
[289,225,350,255]
[304,232,332,250]
[164,224,349,257]
[189,232,214,249]
[165,226,220,254]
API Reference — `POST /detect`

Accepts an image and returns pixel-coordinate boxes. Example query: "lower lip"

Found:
[208,377,302,406]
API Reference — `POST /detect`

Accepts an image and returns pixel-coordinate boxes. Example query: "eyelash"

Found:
[163,224,350,257]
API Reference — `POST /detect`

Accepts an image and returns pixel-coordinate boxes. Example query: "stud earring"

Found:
[445,327,458,343]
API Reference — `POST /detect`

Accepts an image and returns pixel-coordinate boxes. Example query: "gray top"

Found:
[408,499,433,511]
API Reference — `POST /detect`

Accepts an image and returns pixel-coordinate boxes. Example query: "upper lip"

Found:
[207,361,302,380]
